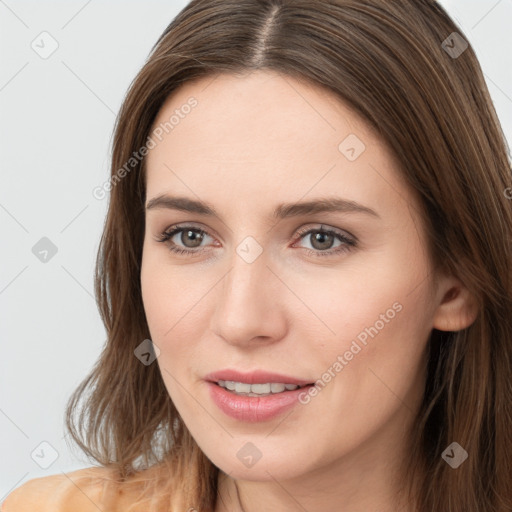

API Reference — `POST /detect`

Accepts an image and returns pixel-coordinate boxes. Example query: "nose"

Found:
[209,247,288,348]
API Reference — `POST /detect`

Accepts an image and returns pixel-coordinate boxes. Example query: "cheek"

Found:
[140,262,199,413]
[140,251,214,397]
[298,261,432,438]
[284,239,431,347]
[291,244,433,403]
[140,248,211,340]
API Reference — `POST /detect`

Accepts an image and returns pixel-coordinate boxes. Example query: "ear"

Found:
[432,275,478,332]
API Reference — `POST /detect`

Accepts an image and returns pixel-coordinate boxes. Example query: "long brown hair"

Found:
[65,1,512,510]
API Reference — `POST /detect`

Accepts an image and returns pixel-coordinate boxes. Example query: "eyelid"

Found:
[156,222,355,243]
[293,223,356,243]
[157,221,219,241]
[155,221,358,258]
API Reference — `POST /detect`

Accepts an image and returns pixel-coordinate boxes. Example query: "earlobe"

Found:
[432,279,479,332]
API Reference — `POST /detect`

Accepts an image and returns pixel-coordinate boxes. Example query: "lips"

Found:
[203,369,315,422]
[204,369,313,387]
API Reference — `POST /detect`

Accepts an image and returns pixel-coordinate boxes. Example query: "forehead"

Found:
[144,70,412,222]
[148,69,376,158]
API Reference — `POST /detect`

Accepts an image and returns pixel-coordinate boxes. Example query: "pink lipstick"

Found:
[204,369,313,422]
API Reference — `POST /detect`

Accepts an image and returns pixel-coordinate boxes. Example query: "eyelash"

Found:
[155,224,357,258]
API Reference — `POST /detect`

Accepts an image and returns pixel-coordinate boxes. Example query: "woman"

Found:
[4,0,511,511]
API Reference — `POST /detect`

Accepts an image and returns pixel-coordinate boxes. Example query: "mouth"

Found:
[214,380,312,397]
[203,369,315,421]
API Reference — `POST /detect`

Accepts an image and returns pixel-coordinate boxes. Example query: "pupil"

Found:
[312,232,333,250]
[183,230,203,248]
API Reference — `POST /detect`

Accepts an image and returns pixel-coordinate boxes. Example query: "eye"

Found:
[154,223,357,258]
[155,224,214,256]
[292,224,357,257]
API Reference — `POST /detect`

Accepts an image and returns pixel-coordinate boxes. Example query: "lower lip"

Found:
[206,381,312,422]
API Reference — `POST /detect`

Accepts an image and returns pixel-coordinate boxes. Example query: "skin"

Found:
[140,70,477,512]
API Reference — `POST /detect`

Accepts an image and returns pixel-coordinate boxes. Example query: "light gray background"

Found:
[1,0,511,500]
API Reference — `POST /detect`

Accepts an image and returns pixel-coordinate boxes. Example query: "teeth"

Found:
[270,383,286,393]
[216,380,301,395]
[234,382,252,393]
[251,383,271,394]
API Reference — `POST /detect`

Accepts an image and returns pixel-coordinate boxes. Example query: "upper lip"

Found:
[204,369,313,386]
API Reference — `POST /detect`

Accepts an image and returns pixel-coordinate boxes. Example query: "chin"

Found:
[202,439,317,482]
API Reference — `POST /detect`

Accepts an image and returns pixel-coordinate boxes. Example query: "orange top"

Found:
[1,466,183,512]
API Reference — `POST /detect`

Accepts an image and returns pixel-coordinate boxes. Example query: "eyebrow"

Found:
[145,194,380,220]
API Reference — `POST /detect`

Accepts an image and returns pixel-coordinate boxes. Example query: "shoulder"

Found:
[2,463,185,512]
[1,466,117,512]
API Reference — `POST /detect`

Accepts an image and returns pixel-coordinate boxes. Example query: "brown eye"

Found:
[177,229,205,248]
[156,226,213,255]
[294,225,357,258]
[309,231,336,250]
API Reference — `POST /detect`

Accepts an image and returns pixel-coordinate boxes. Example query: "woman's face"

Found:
[141,70,443,486]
